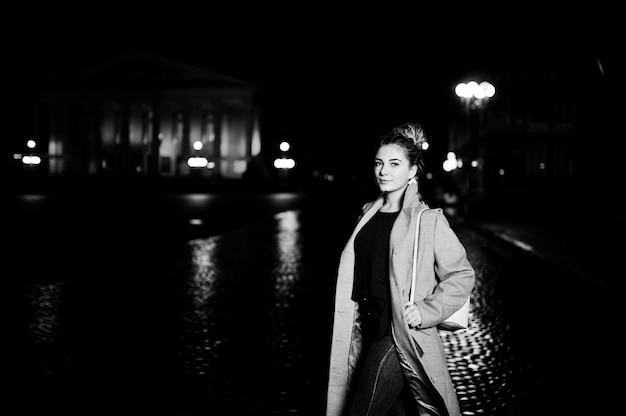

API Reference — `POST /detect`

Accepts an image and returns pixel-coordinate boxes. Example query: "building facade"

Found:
[25,51,261,180]
[444,57,611,218]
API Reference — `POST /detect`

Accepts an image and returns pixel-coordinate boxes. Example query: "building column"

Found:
[149,101,161,176]
[119,99,131,174]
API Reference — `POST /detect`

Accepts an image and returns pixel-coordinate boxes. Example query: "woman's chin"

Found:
[378,183,406,194]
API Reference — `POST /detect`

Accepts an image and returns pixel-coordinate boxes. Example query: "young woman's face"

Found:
[374,144,417,193]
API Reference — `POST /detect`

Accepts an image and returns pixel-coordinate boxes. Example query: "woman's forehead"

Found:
[375,144,407,160]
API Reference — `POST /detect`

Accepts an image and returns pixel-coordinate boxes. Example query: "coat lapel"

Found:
[325,195,383,416]
[388,183,450,415]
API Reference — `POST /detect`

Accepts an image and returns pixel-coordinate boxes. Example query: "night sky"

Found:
[5,8,622,180]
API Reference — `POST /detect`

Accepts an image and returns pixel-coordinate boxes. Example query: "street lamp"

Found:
[22,139,41,165]
[455,81,495,107]
[451,80,496,217]
[453,79,496,154]
[274,141,295,170]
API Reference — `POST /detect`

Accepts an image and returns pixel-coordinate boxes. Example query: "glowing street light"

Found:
[443,152,458,172]
[21,139,41,165]
[279,141,290,152]
[455,81,495,102]
[187,156,208,168]
[275,140,295,170]
[452,80,495,217]
[274,158,295,169]
[22,155,41,165]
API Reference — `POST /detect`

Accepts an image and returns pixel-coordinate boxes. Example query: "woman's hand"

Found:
[404,301,422,329]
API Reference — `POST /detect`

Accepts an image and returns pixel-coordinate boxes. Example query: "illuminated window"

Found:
[201,112,217,157]
[173,112,184,143]
[142,111,153,146]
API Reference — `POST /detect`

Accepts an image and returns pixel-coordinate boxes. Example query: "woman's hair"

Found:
[378,122,427,178]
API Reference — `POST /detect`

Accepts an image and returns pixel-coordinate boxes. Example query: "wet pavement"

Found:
[3,189,621,415]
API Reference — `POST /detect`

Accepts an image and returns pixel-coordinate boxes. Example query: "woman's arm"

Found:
[414,211,475,328]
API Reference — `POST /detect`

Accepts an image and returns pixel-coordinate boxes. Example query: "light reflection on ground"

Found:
[12,196,615,415]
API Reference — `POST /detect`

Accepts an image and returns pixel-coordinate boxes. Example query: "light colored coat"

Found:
[326,182,475,416]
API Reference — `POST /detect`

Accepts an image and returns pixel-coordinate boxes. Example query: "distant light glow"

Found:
[279,141,290,152]
[193,140,203,151]
[443,152,457,172]
[233,160,247,174]
[188,156,208,168]
[22,155,41,165]
[251,118,261,157]
[27,139,36,149]
[480,81,496,98]
[455,81,495,99]
[274,158,295,169]
[421,141,430,151]
[471,160,479,168]
[455,83,472,99]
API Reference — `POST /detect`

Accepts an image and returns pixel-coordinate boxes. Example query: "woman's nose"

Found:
[378,164,388,176]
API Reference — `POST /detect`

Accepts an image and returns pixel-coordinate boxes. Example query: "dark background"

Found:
[2,8,624,415]
[5,9,623,155]
[4,8,624,204]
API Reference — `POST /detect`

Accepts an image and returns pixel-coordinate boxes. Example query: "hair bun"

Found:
[392,122,426,149]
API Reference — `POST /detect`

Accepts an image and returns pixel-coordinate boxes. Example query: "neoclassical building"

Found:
[27,50,261,179]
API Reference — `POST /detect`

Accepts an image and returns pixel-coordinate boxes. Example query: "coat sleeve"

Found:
[416,211,475,328]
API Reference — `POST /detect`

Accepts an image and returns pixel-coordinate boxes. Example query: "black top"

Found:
[352,210,400,341]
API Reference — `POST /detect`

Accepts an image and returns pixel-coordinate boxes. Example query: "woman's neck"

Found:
[380,188,404,212]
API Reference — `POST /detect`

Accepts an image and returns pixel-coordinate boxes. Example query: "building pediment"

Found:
[36,49,255,91]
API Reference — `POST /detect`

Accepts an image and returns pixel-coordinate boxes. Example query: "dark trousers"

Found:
[348,335,408,416]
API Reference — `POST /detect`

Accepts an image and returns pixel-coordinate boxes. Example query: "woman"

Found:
[326,122,475,416]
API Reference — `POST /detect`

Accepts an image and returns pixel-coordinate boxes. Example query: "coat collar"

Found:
[368,181,423,214]
[358,181,426,246]
[401,181,422,211]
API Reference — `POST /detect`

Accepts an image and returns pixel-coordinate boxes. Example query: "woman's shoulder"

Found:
[409,202,438,215]
[412,205,451,226]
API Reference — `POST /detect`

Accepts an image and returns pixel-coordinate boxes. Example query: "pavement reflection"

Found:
[6,190,620,415]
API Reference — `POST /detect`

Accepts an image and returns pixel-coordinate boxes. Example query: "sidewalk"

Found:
[464,212,624,289]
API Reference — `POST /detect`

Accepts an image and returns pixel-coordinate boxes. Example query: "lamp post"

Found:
[22,139,42,166]
[452,80,495,216]
[274,141,295,189]
[274,141,295,170]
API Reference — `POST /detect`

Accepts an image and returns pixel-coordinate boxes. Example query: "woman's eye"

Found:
[374,161,382,167]
[391,162,399,167]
